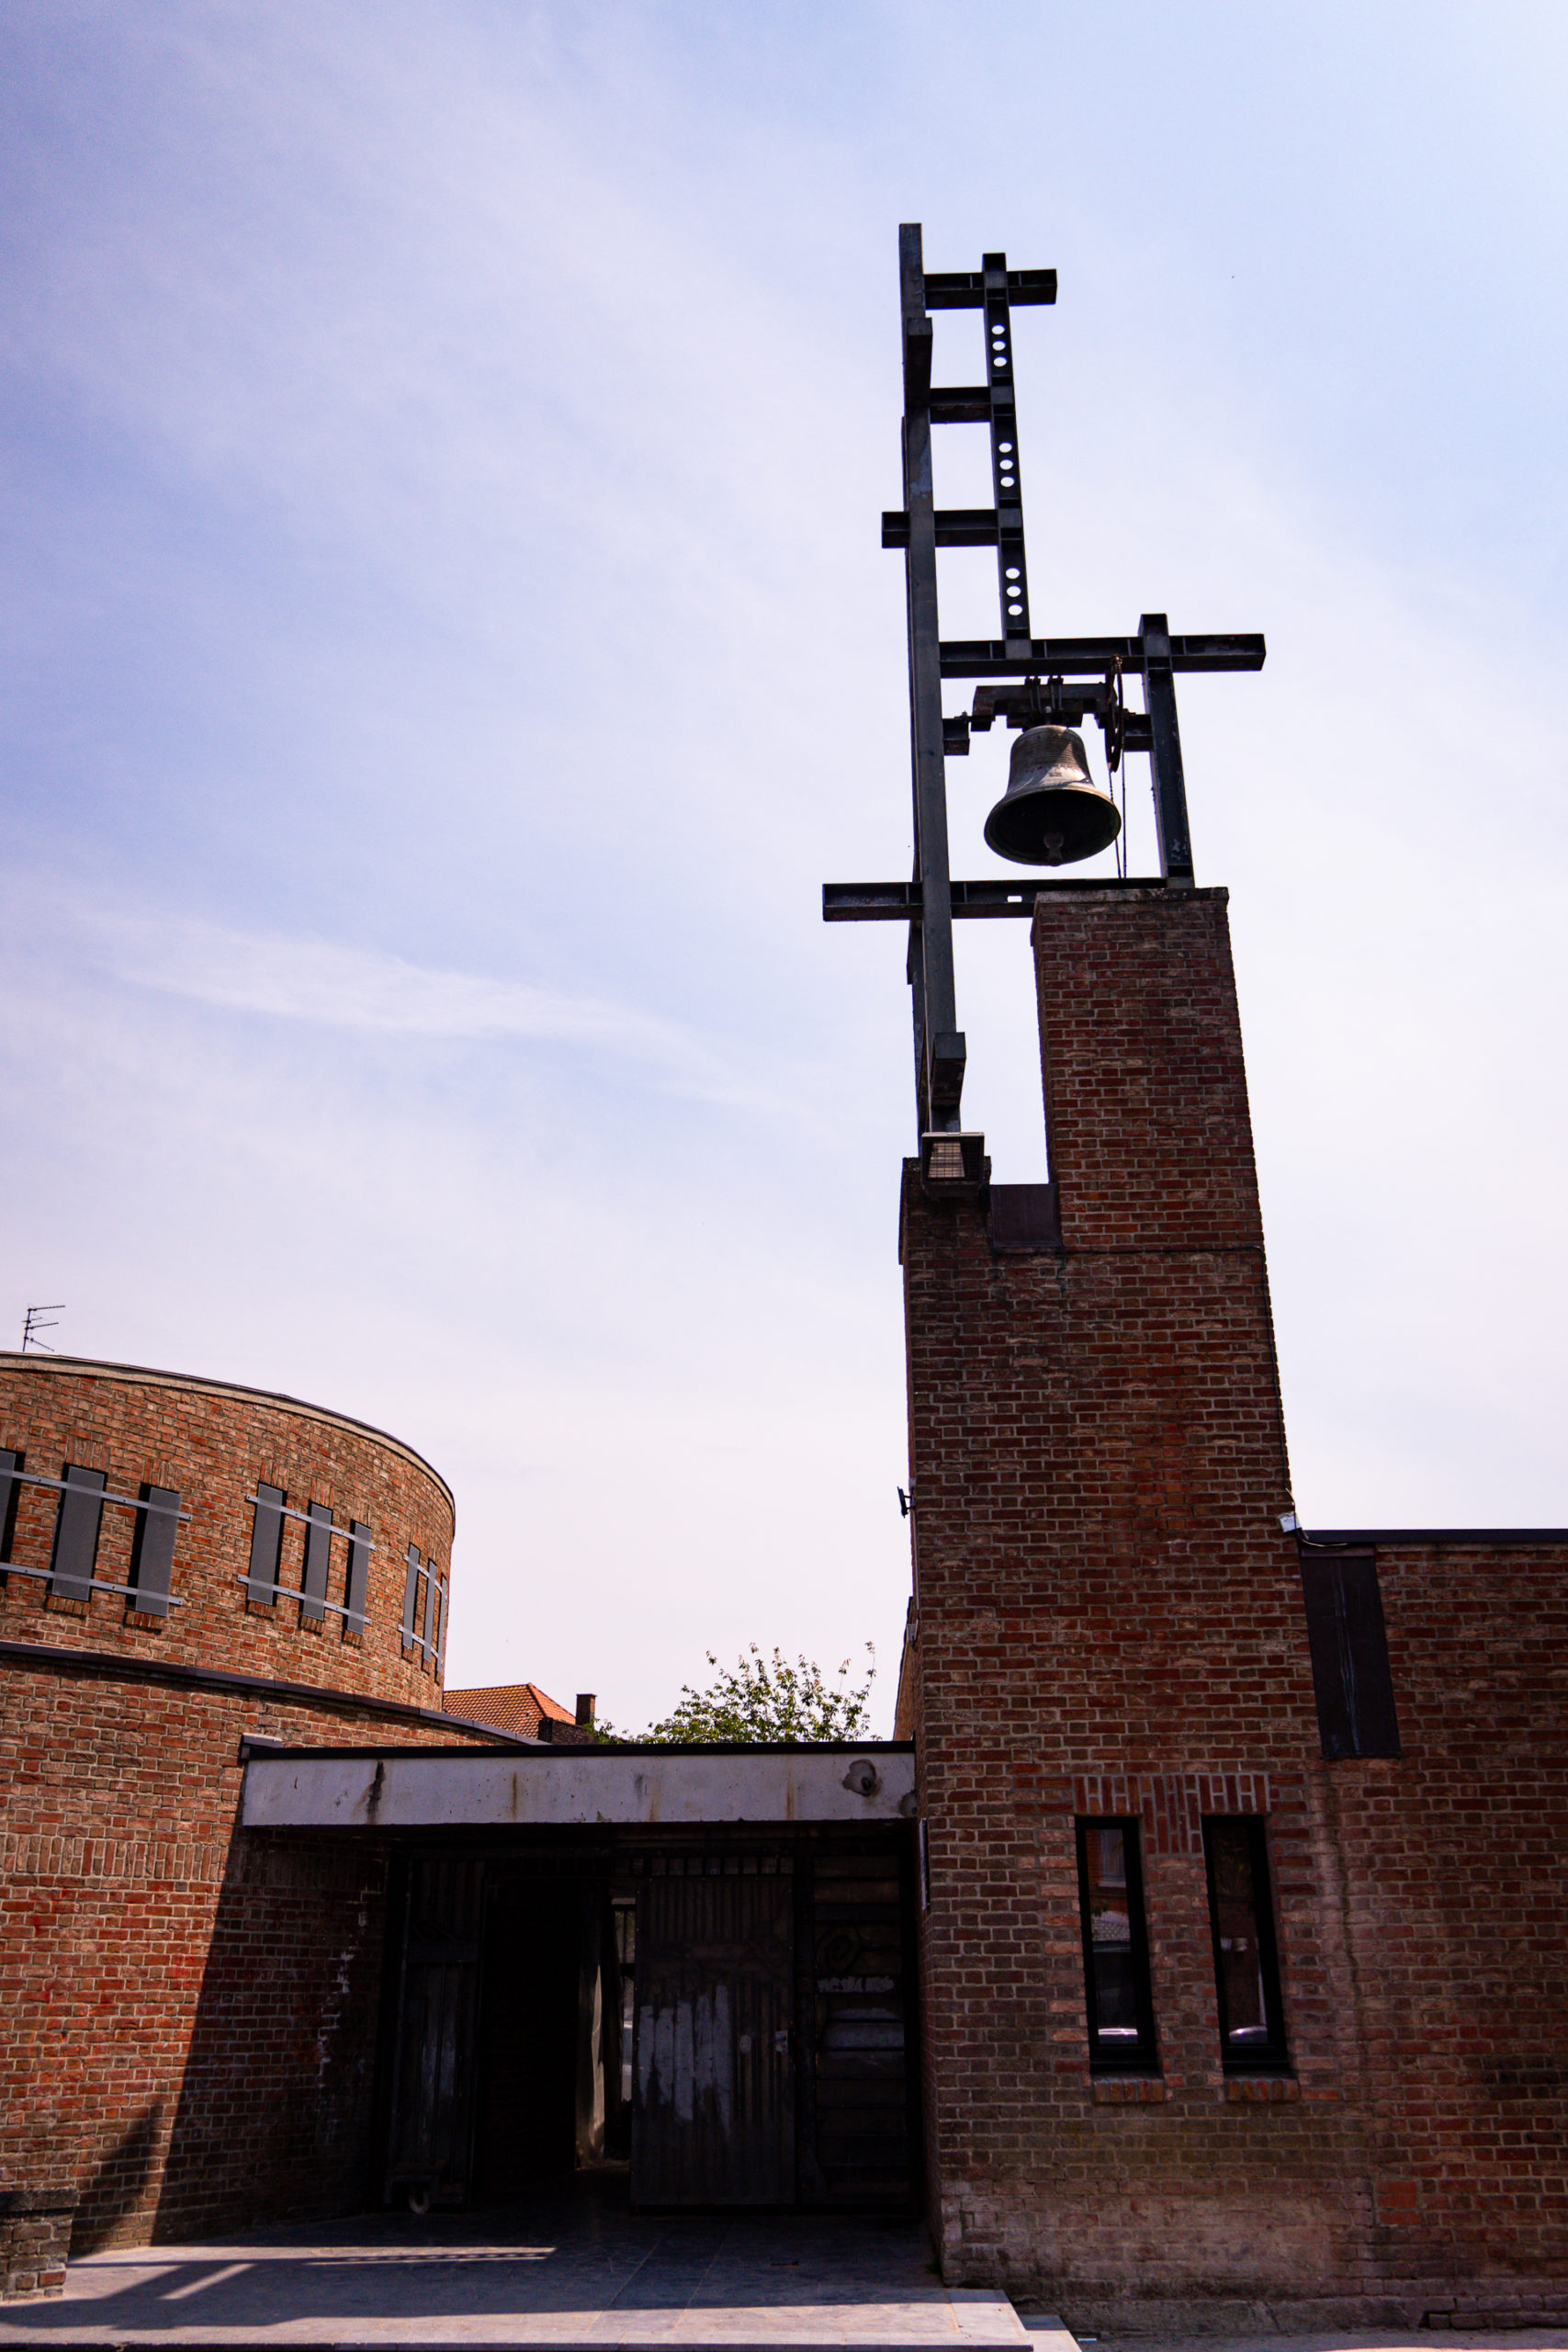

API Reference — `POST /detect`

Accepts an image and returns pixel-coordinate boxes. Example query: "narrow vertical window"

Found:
[247,1484,286,1605]
[1075,1818,1157,2073]
[1202,1816,1289,2074]
[129,1486,180,1618]
[344,1521,371,1635]
[300,1502,333,1624]
[51,1465,107,1601]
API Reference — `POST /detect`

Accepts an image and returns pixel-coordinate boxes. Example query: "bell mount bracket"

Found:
[827,224,1267,1142]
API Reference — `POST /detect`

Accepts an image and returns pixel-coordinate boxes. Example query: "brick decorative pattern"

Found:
[0,1356,453,1708]
[901,888,1568,2327]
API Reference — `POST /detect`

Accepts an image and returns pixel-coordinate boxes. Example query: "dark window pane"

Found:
[51,1465,107,1601]
[1300,1552,1400,1758]
[247,1484,286,1604]
[130,1486,180,1617]
[1076,1818,1157,2072]
[1203,1816,1290,2073]
[402,1544,422,1645]
[1086,1826,1137,2033]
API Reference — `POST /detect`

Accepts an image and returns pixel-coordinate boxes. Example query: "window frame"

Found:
[1074,1816,1159,2075]
[1201,1814,1291,2075]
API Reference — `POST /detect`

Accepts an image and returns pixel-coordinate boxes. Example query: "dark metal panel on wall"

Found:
[632,1867,795,2206]
[386,1854,485,2207]
[1299,1551,1401,1758]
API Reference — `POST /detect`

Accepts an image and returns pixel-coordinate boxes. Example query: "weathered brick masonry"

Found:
[0,1360,504,2292]
[900,888,1568,2329]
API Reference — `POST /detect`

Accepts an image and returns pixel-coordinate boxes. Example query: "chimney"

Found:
[575,1693,596,1728]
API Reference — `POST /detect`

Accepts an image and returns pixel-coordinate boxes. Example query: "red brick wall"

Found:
[1325,1537,1568,2303]
[0,1652,492,2274]
[0,1356,492,2283]
[0,1356,453,1706]
[903,888,1568,2328]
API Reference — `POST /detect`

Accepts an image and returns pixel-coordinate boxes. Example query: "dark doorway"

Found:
[472,1870,584,2193]
[381,1833,919,2215]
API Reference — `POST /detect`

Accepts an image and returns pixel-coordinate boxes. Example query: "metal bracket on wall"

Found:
[825,225,1267,1141]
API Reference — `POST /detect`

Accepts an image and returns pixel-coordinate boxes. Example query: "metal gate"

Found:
[632,1867,794,2205]
[386,1855,484,2207]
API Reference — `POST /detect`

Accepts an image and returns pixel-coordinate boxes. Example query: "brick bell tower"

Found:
[827,230,1382,2321]
[897,887,1359,2311]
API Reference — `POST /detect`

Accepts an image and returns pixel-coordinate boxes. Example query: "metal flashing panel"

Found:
[242,1746,918,1830]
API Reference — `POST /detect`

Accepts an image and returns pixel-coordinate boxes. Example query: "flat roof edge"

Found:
[243,1737,915,1762]
[1303,1528,1568,1546]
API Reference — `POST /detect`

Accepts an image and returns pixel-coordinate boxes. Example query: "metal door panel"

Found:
[632,1870,794,2205]
[386,1855,484,2205]
[810,1850,913,2204]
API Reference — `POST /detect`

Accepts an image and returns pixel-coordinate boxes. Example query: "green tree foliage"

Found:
[637,1643,876,1745]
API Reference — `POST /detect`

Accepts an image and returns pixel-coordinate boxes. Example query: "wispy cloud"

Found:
[65,901,747,1097]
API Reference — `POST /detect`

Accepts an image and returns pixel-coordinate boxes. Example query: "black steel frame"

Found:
[827,225,1268,1139]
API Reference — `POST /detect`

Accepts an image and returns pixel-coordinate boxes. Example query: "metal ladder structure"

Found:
[824,224,1268,1151]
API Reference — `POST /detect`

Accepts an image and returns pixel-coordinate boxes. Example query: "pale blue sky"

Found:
[3,4,1565,1726]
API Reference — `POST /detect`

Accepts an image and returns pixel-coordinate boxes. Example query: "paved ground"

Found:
[0,2189,1043,2350]
[1077,2340,1568,2352]
[7,2192,1563,2352]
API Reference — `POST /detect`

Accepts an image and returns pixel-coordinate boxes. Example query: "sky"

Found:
[2,2,1565,1732]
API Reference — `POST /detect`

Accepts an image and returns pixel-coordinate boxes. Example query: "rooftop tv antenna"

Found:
[824,226,1267,1163]
[22,1303,63,1353]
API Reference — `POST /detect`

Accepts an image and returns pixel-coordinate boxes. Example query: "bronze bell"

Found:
[983,724,1122,865]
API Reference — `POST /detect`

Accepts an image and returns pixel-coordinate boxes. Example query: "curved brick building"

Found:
[0,1354,509,2290]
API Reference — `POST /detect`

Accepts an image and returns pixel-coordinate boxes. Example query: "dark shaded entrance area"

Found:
[382,1830,919,2215]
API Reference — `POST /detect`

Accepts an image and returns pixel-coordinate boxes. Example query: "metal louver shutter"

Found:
[51,1465,107,1601]
[422,1556,438,1659]
[247,1484,286,1604]
[0,1449,21,1577]
[345,1521,371,1631]
[301,1502,333,1623]
[130,1486,180,1617]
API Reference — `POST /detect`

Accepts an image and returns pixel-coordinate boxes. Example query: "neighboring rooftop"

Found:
[443,1679,593,1742]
